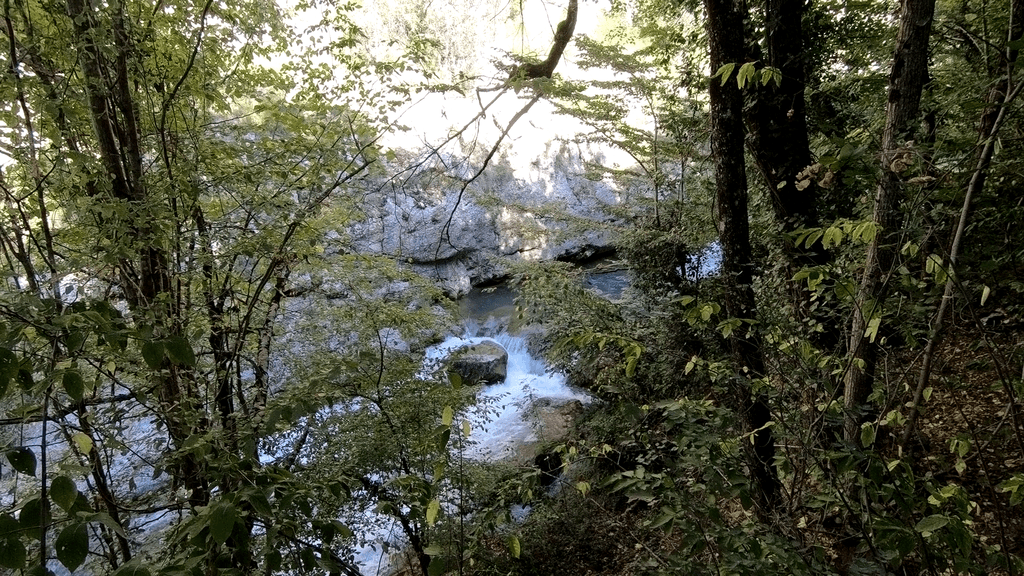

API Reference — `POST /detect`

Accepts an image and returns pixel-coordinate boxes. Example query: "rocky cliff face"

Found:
[346,140,632,296]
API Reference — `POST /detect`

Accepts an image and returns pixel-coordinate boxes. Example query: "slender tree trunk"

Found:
[902,0,1024,448]
[65,0,210,506]
[843,0,936,443]
[705,0,780,517]
[76,407,133,563]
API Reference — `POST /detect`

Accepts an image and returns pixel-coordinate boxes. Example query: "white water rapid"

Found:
[425,331,588,460]
[354,327,589,574]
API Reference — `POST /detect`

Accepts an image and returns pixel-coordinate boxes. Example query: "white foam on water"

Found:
[434,332,586,461]
[353,329,589,574]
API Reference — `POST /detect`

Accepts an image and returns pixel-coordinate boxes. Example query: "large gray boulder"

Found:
[448,339,508,384]
[507,398,586,466]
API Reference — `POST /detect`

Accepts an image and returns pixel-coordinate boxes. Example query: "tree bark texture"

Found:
[843,0,936,443]
[705,0,780,516]
[745,0,820,241]
[744,0,839,349]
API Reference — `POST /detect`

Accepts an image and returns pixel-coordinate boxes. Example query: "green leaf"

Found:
[426,499,440,525]
[300,546,316,570]
[802,229,823,249]
[72,432,94,454]
[448,371,462,389]
[247,490,273,517]
[507,535,521,558]
[113,561,152,576]
[926,254,947,284]
[712,62,735,84]
[50,476,79,512]
[737,61,756,89]
[141,341,164,369]
[441,405,453,426]
[65,330,86,353]
[266,549,283,571]
[865,317,881,343]
[719,320,734,338]
[331,520,353,539]
[19,498,49,535]
[0,515,17,538]
[649,511,675,529]
[823,226,844,249]
[461,419,471,437]
[0,348,17,398]
[164,337,195,366]
[999,474,1024,505]
[625,356,638,378]
[428,558,446,576]
[6,448,36,476]
[62,370,85,403]
[80,511,123,536]
[209,502,236,544]
[914,514,949,534]
[17,368,34,391]
[0,536,26,569]
[55,523,89,572]
[576,481,590,496]
[860,423,876,447]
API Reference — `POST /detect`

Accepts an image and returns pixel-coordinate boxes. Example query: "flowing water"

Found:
[2,265,623,575]
[355,325,589,574]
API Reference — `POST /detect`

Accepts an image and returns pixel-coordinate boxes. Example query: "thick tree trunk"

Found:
[705,0,780,517]
[745,0,819,242]
[843,0,936,443]
[745,0,847,354]
[744,0,836,348]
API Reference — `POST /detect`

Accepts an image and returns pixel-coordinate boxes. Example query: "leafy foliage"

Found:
[0,0,461,573]
[1,0,1023,573]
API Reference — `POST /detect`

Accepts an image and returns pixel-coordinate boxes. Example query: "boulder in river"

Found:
[448,339,508,384]
[508,398,586,466]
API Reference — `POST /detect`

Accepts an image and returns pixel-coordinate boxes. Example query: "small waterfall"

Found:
[425,330,587,461]
[355,327,588,574]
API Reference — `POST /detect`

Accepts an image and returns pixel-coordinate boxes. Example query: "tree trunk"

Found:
[843,0,936,443]
[65,0,209,505]
[745,0,820,246]
[902,0,1024,449]
[705,0,780,517]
